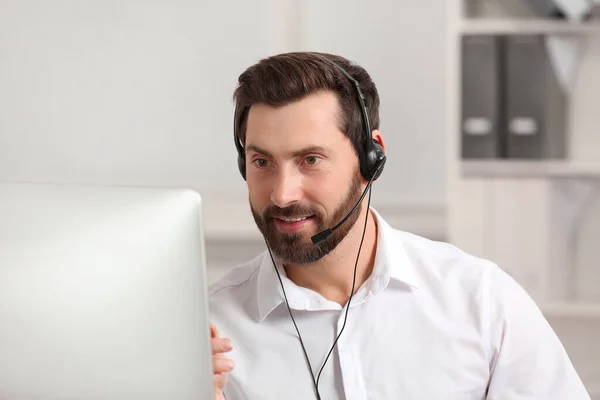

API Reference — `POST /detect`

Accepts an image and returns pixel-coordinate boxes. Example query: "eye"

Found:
[305,156,320,165]
[253,158,269,168]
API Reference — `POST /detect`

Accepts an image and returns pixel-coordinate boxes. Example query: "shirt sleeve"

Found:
[484,266,591,399]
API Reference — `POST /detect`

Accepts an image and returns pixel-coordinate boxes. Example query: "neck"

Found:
[284,205,378,306]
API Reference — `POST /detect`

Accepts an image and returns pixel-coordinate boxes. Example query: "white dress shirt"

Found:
[208,208,589,400]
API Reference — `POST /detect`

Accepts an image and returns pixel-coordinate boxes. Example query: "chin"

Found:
[267,233,339,265]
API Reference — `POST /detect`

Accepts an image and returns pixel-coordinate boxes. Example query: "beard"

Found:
[250,171,364,265]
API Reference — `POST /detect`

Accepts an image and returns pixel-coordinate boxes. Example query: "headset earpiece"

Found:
[237,151,246,181]
[234,105,248,181]
[363,139,386,182]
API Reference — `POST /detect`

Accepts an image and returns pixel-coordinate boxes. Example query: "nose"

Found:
[270,167,303,208]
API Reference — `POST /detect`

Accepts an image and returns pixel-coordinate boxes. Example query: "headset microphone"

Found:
[311,157,386,245]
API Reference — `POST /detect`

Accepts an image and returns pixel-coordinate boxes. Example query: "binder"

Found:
[504,35,567,159]
[527,0,566,18]
[461,35,503,159]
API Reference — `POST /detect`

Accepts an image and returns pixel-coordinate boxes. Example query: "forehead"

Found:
[245,91,345,151]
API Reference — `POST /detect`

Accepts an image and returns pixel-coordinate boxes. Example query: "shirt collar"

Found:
[254,207,419,322]
[369,207,419,292]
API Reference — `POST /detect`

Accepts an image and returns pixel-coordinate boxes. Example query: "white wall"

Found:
[297,0,448,205]
[0,0,448,240]
[0,0,274,193]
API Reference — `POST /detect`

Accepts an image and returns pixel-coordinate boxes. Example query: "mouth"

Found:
[272,215,315,233]
[277,216,311,223]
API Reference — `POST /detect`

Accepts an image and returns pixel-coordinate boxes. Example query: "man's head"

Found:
[232,52,385,265]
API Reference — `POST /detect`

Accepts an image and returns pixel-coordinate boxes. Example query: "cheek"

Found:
[248,181,272,208]
[304,175,343,207]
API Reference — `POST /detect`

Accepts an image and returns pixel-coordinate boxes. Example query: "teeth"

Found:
[281,217,308,223]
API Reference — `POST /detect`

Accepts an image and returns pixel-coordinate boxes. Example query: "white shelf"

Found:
[461,160,600,179]
[460,18,600,35]
[541,301,600,319]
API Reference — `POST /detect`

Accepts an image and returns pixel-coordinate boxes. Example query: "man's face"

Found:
[245,91,365,265]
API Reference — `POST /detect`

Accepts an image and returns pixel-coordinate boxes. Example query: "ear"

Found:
[372,130,386,153]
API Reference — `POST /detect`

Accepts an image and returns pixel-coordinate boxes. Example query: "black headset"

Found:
[232,56,386,400]
[233,57,386,183]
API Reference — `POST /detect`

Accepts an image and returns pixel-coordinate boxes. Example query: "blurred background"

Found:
[0,0,599,397]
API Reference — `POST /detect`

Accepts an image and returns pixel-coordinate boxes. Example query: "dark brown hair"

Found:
[233,51,380,158]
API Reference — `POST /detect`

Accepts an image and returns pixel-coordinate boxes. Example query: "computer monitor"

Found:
[0,182,215,400]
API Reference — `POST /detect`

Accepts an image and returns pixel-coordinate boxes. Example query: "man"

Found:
[208,52,590,399]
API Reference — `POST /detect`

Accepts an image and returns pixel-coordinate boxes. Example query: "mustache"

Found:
[264,204,319,219]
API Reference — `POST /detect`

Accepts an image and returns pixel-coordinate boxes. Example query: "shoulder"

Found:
[392,227,501,296]
[207,252,264,318]
[383,225,540,334]
[207,252,266,340]
[389,227,541,326]
[397,228,491,267]
[208,252,264,299]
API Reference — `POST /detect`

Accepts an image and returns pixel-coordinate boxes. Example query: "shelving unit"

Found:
[446,0,600,394]
[462,159,600,178]
[447,0,600,300]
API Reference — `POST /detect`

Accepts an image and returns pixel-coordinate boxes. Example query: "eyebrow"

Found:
[246,144,329,158]
[246,144,274,158]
